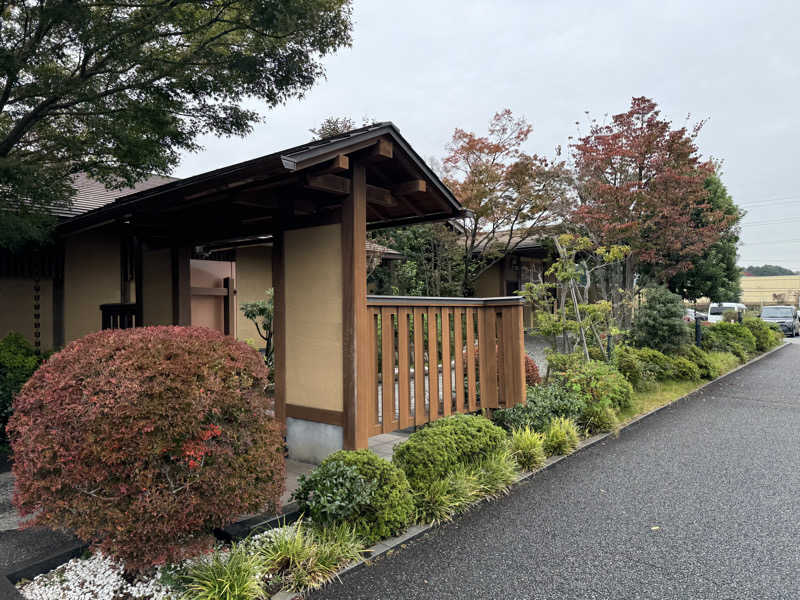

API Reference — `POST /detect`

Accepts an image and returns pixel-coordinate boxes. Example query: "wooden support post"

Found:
[133,237,144,327]
[272,232,286,427]
[171,246,192,326]
[342,162,369,449]
[223,277,236,336]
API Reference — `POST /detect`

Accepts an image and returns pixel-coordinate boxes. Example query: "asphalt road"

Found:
[312,343,800,600]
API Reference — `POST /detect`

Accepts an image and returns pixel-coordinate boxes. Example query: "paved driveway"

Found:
[312,344,800,600]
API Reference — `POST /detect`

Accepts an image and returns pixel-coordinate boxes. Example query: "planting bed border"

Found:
[2,342,789,600]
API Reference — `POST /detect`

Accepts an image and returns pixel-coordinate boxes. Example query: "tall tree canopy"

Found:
[571,97,733,323]
[658,173,742,302]
[0,0,353,248]
[443,109,571,295]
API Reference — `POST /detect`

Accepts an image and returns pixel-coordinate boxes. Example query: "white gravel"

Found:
[16,525,293,600]
[17,552,176,600]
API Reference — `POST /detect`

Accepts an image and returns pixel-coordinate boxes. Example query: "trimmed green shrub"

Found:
[543,416,580,456]
[631,287,689,353]
[634,347,675,381]
[669,356,701,381]
[742,317,783,352]
[0,332,43,445]
[545,352,584,375]
[701,322,757,361]
[581,401,619,433]
[293,449,413,544]
[509,427,546,471]
[552,360,634,412]
[393,414,507,490]
[722,309,739,323]
[9,326,284,571]
[492,384,585,433]
[612,345,645,390]
[675,344,717,379]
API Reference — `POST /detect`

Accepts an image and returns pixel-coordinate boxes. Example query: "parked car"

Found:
[708,302,746,323]
[759,305,800,336]
[684,308,708,322]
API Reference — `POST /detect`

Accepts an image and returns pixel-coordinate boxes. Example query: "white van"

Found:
[707,302,746,323]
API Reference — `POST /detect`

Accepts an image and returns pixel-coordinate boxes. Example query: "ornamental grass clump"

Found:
[178,542,264,600]
[473,448,519,497]
[291,450,413,544]
[509,427,546,471]
[413,465,479,525]
[8,326,285,572]
[253,520,365,592]
[543,416,580,456]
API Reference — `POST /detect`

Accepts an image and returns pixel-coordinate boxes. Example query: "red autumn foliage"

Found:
[8,326,284,572]
[572,97,731,280]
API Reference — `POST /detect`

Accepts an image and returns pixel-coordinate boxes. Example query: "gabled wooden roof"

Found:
[58,123,465,246]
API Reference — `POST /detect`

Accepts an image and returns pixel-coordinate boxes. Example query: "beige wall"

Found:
[0,278,53,350]
[64,228,120,342]
[235,246,272,345]
[474,262,503,297]
[190,259,235,333]
[284,224,343,411]
[141,248,173,326]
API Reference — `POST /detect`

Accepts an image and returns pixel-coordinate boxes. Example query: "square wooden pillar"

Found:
[342,162,369,450]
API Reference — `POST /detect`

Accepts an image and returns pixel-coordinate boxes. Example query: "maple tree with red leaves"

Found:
[443,109,572,295]
[571,96,734,325]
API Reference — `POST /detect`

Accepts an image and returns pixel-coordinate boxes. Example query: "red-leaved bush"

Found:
[8,326,284,571]
[467,347,541,387]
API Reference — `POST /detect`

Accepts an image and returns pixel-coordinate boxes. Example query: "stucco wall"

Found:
[190,259,235,333]
[284,224,343,411]
[235,246,272,345]
[474,262,503,297]
[141,248,172,326]
[0,278,53,349]
[64,229,120,342]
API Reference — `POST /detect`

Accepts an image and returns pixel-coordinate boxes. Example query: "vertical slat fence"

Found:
[363,296,525,439]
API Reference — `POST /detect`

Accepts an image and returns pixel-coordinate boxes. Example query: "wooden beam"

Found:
[285,404,344,426]
[392,179,426,196]
[171,247,191,326]
[312,154,349,174]
[366,184,395,207]
[306,173,351,195]
[371,138,393,160]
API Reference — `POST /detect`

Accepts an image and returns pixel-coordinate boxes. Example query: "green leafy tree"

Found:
[654,174,743,302]
[369,225,464,297]
[0,0,353,249]
[240,289,274,367]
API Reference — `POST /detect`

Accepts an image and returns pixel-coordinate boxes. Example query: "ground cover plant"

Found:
[291,449,413,544]
[9,326,285,572]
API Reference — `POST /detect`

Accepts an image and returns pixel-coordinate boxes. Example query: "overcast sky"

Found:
[174,0,800,271]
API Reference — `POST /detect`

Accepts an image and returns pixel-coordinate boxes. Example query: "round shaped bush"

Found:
[553,360,634,412]
[669,356,701,381]
[292,449,413,544]
[8,326,284,571]
[675,344,717,379]
[393,414,507,490]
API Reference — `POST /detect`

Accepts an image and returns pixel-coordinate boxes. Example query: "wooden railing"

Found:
[364,296,526,436]
[100,303,138,330]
